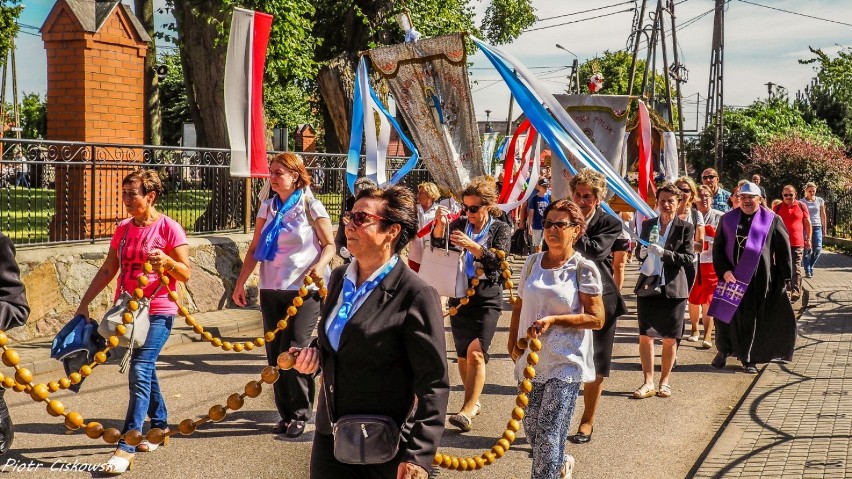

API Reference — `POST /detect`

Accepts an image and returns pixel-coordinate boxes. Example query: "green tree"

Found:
[157,52,190,146]
[19,93,46,139]
[796,46,852,150]
[0,1,22,64]
[685,97,841,186]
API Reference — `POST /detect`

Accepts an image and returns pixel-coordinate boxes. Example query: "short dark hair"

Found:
[355,185,418,254]
[656,183,683,202]
[122,169,163,204]
[542,199,587,239]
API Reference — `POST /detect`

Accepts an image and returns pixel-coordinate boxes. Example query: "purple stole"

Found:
[707,207,773,324]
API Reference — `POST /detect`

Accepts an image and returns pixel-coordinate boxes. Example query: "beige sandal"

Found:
[632,383,656,399]
[103,450,135,474]
[657,384,672,398]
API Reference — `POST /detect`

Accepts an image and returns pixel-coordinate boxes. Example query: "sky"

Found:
[11,0,852,134]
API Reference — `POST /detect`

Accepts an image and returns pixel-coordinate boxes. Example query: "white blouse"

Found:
[408,202,439,264]
[514,252,603,384]
[256,193,330,291]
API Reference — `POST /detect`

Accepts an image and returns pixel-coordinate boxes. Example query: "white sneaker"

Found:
[561,454,575,479]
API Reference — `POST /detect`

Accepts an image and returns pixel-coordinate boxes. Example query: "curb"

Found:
[18,313,265,378]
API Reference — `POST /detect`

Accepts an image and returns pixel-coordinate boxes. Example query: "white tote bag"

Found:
[418,227,468,298]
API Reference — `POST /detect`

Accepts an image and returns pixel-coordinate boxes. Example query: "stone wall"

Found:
[13,234,258,343]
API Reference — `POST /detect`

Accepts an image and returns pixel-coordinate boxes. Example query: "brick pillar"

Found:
[42,1,149,241]
[295,124,317,152]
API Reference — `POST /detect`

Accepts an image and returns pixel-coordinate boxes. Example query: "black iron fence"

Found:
[826,189,852,239]
[0,138,432,246]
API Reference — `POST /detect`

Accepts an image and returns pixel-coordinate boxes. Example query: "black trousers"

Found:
[310,433,402,479]
[259,289,320,422]
[0,389,12,455]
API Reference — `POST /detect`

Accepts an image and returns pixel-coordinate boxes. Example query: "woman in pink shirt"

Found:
[76,169,190,473]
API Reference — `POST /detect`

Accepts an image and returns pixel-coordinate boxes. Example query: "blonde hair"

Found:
[417,182,440,201]
[675,176,698,206]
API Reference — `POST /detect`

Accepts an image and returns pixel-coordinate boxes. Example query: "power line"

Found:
[536,1,635,23]
[738,0,852,28]
[524,8,635,33]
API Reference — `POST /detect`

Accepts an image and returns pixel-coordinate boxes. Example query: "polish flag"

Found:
[636,101,655,202]
[225,8,273,178]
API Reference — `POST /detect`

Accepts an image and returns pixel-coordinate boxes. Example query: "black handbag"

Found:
[635,274,663,298]
[323,381,416,465]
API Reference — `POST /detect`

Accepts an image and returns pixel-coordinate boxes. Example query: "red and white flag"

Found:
[225,8,273,178]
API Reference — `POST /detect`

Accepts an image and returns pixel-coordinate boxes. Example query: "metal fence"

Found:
[826,189,852,239]
[0,138,432,246]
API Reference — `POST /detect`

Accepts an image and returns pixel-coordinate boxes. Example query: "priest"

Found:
[709,181,796,373]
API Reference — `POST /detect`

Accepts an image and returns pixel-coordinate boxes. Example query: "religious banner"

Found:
[368,34,484,193]
[481,132,499,176]
[550,94,631,200]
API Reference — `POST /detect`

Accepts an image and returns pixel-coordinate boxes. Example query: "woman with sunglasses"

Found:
[232,152,336,439]
[508,199,605,479]
[633,184,695,399]
[291,185,448,479]
[432,176,511,432]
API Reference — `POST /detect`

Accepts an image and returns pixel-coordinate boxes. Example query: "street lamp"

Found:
[484,109,493,133]
[555,44,580,94]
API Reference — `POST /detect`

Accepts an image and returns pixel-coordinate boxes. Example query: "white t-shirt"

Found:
[802,196,824,227]
[408,203,439,264]
[514,252,602,384]
[256,193,330,290]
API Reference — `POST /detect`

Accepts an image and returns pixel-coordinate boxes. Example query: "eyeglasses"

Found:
[462,204,484,214]
[121,190,142,198]
[543,220,577,230]
[702,175,717,180]
[678,188,692,194]
[782,194,794,198]
[344,211,387,227]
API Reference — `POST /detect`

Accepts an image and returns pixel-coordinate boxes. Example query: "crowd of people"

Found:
[0,153,830,478]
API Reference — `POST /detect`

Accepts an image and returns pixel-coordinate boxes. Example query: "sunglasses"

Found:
[678,188,692,194]
[702,175,717,180]
[462,204,484,214]
[543,220,577,230]
[343,210,387,227]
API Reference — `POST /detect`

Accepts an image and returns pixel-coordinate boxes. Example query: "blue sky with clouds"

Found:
[12,0,852,134]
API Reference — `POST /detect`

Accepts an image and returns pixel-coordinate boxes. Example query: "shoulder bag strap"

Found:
[116,224,131,294]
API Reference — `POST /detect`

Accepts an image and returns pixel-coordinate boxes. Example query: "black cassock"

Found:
[712,212,796,364]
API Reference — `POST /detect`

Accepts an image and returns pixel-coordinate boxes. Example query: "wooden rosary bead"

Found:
[529,338,542,352]
[85,421,104,439]
[243,342,255,351]
[254,338,266,347]
[47,381,60,393]
[516,393,529,408]
[527,351,539,365]
[277,320,288,330]
[497,438,511,451]
[264,332,276,342]
[69,372,82,385]
[474,456,485,469]
[287,306,298,317]
[138,275,149,286]
[459,297,469,305]
[12,383,26,392]
[143,263,153,273]
[483,451,496,464]
[1,377,14,389]
[491,445,505,458]
[507,419,521,432]
[504,280,514,289]
[168,290,179,302]
[15,367,32,384]
[94,351,108,364]
[128,300,139,312]
[134,288,145,299]
[441,454,453,468]
[103,428,121,444]
[233,343,244,352]
[58,378,71,389]
[260,366,279,384]
[0,332,6,347]
[146,428,167,446]
[107,336,120,348]
[30,383,49,401]
[523,366,535,379]
[202,332,213,342]
[519,379,533,394]
[208,405,226,422]
[245,380,262,398]
[210,338,223,348]
[116,324,128,336]
[80,365,93,377]
[502,429,516,442]
[516,337,528,350]
[226,393,244,411]
[179,418,196,435]
[221,341,233,351]
[124,429,143,446]
[293,296,304,307]
[511,407,525,421]
[64,411,84,430]
[2,349,20,367]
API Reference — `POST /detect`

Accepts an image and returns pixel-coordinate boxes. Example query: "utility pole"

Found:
[706,0,725,174]
[505,69,515,136]
[11,42,19,140]
[640,0,663,104]
[627,0,649,96]
[0,51,6,139]
[668,0,688,173]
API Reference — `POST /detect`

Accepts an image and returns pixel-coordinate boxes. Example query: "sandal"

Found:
[103,450,135,474]
[472,401,482,417]
[561,454,575,479]
[448,412,473,432]
[136,429,170,452]
[657,384,672,398]
[632,383,656,399]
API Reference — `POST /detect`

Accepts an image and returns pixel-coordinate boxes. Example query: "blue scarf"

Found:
[465,217,493,278]
[253,189,304,262]
[327,256,399,351]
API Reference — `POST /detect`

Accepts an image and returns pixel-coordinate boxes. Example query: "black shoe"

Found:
[285,420,306,438]
[568,427,593,445]
[271,419,289,434]
[743,363,758,374]
[711,352,727,369]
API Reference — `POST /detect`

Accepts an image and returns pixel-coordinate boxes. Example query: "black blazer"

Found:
[575,208,628,319]
[315,260,449,471]
[635,218,695,299]
[0,233,29,331]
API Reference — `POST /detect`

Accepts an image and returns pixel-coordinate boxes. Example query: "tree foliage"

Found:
[19,93,46,139]
[796,46,852,150]
[481,0,536,45]
[685,98,841,186]
[0,0,22,64]
[747,136,852,199]
[157,52,190,146]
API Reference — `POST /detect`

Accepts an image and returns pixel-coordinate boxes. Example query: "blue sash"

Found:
[253,189,303,262]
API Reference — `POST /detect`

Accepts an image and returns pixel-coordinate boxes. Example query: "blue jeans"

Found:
[804,226,823,275]
[118,314,173,453]
[523,379,581,479]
